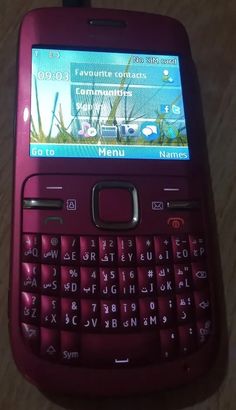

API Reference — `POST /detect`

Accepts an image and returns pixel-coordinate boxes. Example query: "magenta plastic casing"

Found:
[9,7,219,396]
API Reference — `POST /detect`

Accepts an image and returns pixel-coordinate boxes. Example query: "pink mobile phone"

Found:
[10,7,219,396]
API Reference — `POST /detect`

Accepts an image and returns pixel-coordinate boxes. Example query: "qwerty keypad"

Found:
[20,233,212,366]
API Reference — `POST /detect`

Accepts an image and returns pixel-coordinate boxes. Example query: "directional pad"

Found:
[92,181,139,230]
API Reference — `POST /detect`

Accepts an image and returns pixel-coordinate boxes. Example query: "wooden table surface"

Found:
[0,0,235,408]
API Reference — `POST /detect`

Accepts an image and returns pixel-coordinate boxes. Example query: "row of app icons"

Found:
[78,121,180,141]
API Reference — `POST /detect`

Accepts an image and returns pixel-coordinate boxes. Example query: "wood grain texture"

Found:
[0,0,235,408]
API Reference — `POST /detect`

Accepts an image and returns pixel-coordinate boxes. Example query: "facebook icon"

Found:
[160,104,170,114]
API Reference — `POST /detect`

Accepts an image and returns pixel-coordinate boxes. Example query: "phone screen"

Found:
[30,48,189,160]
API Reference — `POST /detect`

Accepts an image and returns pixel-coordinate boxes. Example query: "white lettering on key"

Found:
[115,358,129,364]
[72,316,78,326]
[71,302,78,310]
[146,252,153,261]
[105,319,118,328]
[24,307,30,316]
[91,318,98,327]
[69,269,78,278]
[63,351,79,360]
[51,314,56,323]
[109,253,115,262]
[71,283,77,292]
[149,315,157,325]
[90,252,96,261]
[112,319,118,328]
[101,255,109,262]
[128,253,133,262]
[196,271,207,279]
[91,284,97,294]
[129,285,136,294]
[103,273,108,281]
[111,285,117,294]
[130,317,138,327]
[149,283,154,292]
[52,280,57,290]
[51,250,58,259]
[83,252,89,261]
[64,283,70,292]
[166,281,172,290]
[185,279,190,288]
[31,308,37,318]
[103,304,109,314]
[71,251,77,261]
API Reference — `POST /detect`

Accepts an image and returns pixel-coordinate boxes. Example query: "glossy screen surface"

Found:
[30,48,189,160]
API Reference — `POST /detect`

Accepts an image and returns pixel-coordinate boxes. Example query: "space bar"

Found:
[79,332,159,367]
